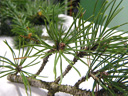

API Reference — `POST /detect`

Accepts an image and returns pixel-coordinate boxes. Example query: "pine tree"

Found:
[0,0,128,96]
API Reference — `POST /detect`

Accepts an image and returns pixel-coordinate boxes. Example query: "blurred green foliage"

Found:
[0,0,68,48]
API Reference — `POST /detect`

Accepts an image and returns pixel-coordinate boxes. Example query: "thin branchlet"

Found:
[54,51,87,83]
[34,49,56,78]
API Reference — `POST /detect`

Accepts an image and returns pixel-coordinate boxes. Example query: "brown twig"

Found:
[34,49,55,78]
[74,76,87,88]
[20,34,39,43]
[54,64,74,83]
[54,51,88,83]
[89,73,99,81]
[74,73,91,88]
[54,52,80,83]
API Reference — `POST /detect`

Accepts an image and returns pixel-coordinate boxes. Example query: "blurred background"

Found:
[0,0,128,36]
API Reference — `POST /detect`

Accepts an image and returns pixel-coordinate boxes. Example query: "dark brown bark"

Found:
[74,76,87,88]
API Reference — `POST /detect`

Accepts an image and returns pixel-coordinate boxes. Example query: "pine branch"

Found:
[7,74,125,96]
[7,74,92,96]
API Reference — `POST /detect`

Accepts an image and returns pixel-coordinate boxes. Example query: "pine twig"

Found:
[54,51,87,83]
[34,49,55,78]
[54,54,78,83]
[74,76,87,88]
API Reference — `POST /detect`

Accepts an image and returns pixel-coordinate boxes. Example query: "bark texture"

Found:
[7,74,125,96]
[7,74,92,96]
